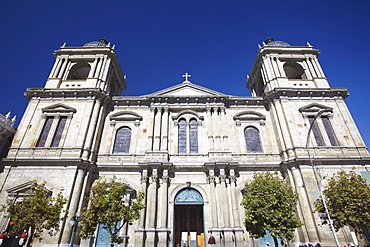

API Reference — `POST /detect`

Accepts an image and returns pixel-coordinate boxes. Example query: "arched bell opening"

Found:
[174,188,205,247]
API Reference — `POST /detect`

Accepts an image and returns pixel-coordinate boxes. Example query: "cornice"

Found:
[24,88,112,102]
[263,88,349,102]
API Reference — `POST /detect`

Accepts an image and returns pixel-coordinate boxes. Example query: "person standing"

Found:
[208,234,216,247]
[18,230,27,246]
[0,231,8,246]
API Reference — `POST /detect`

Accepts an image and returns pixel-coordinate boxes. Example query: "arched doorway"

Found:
[174,188,204,247]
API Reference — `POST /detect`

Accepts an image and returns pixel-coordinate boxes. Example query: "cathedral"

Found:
[0,38,369,247]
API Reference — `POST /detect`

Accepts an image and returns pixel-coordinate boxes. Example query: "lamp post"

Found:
[305,109,340,247]
[69,212,82,247]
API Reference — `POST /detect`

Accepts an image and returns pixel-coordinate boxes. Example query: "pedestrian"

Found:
[208,234,216,247]
[0,230,8,246]
[18,230,27,246]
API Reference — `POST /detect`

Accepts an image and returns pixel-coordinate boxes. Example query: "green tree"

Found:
[0,181,67,243]
[242,172,302,247]
[79,177,145,246]
[314,170,370,236]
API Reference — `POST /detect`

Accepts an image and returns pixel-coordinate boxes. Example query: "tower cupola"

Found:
[247,38,329,97]
[45,39,126,96]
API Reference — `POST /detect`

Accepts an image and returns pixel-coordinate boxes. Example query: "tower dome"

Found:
[83,39,109,47]
[264,38,290,47]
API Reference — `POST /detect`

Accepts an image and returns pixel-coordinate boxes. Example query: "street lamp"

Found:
[305,109,340,247]
[69,212,82,247]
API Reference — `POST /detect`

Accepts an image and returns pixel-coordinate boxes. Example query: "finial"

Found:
[61,42,66,48]
[107,42,111,47]
[262,41,266,46]
[182,72,191,82]
[112,44,115,49]
[258,44,261,49]
[307,42,312,47]
[11,116,16,122]
[5,112,10,119]
[246,75,249,80]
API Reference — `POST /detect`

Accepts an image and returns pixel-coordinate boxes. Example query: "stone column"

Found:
[215,175,224,228]
[60,167,87,246]
[146,107,155,151]
[220,169,233,246]
[161,108,169,151]
[145,169,158,246]
[58,58,68,79]
[290,166,319,243]
[206,107,214,150]
[229,173,244,245]
[134,170,148,246]
[157,170,169,246]
[82,99,102,160]
[153,108,162,151]
[211,107,218,151]
[208,170,218,228]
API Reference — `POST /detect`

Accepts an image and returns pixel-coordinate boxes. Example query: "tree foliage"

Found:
[0,181,67,242]
[242,172,302,247]
[79,177,145,245]
[314,170,370,235]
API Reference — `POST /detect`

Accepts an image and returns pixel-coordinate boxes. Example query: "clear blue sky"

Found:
[1,0,369,147]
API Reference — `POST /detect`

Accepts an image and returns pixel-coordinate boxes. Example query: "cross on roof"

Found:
[182,72,191,82]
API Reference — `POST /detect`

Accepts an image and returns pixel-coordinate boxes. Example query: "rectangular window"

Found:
[37,116,68,147]
[321,117,338,146]
[308,117,325,146]
[36,117,54,147]
[51,117,67,147]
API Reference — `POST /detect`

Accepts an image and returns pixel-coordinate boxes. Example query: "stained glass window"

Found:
[189,119,198,154]
[178,119,187,154]
[244,126,263,153]
[321,117,338,146]
[113,127,132,153]
[37,117,54,147]
[51,117,67,147]
[308,117,325,146]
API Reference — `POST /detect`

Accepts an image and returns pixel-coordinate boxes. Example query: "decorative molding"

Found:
[299,102,333,113]
[42,103,76,113]
[233,110,266,121]
[171,110,204,120]
[110,111,143,121]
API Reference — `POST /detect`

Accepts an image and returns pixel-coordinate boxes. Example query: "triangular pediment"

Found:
[6,181,33,196]
[42,103,76,113]
[147,82,229,97]
[299,103,333,113]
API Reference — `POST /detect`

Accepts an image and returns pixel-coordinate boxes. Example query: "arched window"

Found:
[67,63,91,80]
[283,62,306,79]
[113,127,132,153]
[189,119,198,153]
[178,119,187,154]
[178,118,199,154]
[244,126,263,153]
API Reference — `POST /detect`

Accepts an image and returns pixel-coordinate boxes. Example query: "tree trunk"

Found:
[273,236,279,247]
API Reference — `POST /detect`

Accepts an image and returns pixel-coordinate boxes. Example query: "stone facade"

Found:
[0,38,369,247]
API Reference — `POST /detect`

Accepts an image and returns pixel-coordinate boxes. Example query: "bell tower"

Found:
[45,38,126,96]
[247,38,329,96]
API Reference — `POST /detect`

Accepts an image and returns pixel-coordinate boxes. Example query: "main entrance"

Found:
[174,188,204,247]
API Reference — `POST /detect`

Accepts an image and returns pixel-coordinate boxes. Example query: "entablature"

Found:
[24,88,111,102]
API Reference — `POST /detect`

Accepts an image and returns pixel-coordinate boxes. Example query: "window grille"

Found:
[37,117,54,147]
[244,126,263,153]
[178,119,187,154]
[189,119,198,153]
[113,127,132,153]
[51,117,67,147]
